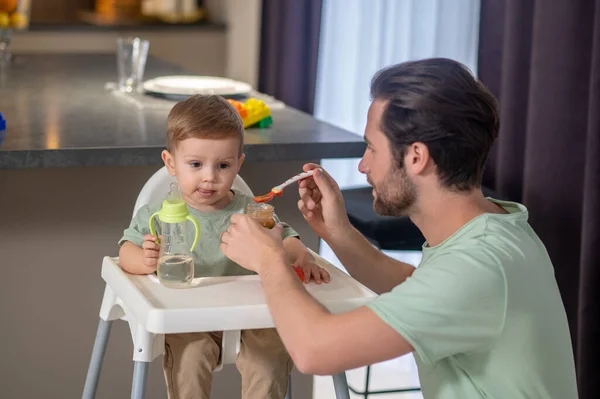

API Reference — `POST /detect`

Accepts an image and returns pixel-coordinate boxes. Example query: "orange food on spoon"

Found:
[253,170,315,203]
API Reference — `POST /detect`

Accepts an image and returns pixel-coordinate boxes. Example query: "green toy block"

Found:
[249,115,273,129]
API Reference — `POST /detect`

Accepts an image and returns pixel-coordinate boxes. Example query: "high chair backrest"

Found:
[133,166,254,218]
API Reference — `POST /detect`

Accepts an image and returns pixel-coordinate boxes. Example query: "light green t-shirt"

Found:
[119,189,299,277]
[367,199,578,399]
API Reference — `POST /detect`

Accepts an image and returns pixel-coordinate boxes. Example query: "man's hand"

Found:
[142,234,160,270]
[293,251,331,284]
[298,164,352,241]
[220,214,288,274]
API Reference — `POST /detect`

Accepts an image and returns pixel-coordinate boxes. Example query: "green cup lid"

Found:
[158,182,189,223]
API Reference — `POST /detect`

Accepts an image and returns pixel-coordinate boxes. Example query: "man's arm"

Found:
[326,227,416,294]
[261,258,413,375]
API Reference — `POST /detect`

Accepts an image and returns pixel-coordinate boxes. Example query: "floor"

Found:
[314,245,424,399]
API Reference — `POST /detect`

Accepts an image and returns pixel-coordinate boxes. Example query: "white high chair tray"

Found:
[102,251,376,334]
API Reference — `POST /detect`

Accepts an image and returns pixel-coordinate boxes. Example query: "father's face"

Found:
[359,99,417,216]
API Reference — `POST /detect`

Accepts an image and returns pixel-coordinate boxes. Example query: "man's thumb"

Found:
[273,223,285,236]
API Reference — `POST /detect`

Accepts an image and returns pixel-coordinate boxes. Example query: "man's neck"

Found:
[409,188,506,248]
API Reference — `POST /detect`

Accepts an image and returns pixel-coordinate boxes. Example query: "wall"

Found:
[11,0,263,87]
[11,29,227,77]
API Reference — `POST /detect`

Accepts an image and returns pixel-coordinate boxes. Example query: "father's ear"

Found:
[162,150,176,176]
[406,142,430,175]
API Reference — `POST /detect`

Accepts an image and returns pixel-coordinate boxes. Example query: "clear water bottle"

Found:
[149,182,200,288]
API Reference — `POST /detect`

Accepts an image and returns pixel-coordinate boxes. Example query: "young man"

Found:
[220,58,579,398]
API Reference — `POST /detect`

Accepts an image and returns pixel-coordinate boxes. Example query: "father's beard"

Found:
[371,165,417,217]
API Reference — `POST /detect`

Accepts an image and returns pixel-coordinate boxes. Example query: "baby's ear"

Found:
[162,150,176,176]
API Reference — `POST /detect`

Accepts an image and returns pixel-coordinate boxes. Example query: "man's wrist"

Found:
[260,250,293,281]
[324,220,355,247]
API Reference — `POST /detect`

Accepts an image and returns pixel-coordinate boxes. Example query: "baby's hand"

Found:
[294,253,331,285]
[142,234,160,270]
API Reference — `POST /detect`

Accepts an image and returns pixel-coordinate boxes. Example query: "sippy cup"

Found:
[149,182,200,288]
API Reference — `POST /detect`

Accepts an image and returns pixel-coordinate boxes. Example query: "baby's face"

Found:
[162,137,244,211]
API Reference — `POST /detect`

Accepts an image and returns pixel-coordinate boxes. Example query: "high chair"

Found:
[82,167,376,399]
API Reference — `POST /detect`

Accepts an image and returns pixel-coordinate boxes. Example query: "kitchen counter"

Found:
[0,54,365,169]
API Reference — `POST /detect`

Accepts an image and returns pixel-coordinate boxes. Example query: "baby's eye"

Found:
[219,163,230,169]
[190,161,202,168]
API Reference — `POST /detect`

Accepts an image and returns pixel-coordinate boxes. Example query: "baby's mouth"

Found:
[197,188,216,197]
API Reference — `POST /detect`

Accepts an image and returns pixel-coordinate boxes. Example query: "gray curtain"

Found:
[478,1,600,397]
[258,0,323,114]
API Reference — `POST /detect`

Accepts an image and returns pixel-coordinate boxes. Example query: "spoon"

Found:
[253,170,315,203]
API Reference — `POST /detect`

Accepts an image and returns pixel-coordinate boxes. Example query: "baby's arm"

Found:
[283,237,330,284]
[283,236,312,265]
[119,234,160,275]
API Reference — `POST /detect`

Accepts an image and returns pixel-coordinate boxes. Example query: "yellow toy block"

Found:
[228,98,272,128]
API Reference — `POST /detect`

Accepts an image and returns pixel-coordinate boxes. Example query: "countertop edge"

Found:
[0,142,366,169]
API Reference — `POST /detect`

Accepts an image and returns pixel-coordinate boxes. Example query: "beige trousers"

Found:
[163,328,293,399]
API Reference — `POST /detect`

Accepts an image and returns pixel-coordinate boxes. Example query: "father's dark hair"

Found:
[370,58,499,191]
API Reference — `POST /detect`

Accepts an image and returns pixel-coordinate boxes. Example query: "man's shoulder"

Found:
[425,205,550,278]
[439,200,534,252]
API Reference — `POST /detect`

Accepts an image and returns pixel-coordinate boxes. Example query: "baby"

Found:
[118,95,330,399]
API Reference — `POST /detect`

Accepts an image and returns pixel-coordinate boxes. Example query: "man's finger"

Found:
[219,242,228,255]
[220,230,231,244]
[300,192,316,210]
[230,213,243,224]
[267,224,285,240]
[311,188,322,204]
[298,199,308,214]
[298,187,313,205]
[303,163,322,172]
[298,200,316,221]
[302,210,314,221]
[312,168,340,200]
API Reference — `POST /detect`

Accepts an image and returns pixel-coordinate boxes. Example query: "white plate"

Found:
[143,75,252,96]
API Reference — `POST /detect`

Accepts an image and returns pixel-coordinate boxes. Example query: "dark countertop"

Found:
[0,54,365,169]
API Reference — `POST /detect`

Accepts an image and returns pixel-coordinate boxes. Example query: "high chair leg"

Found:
[82,318,113,399]
[131,361,149,399]
[333,372,350,399]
